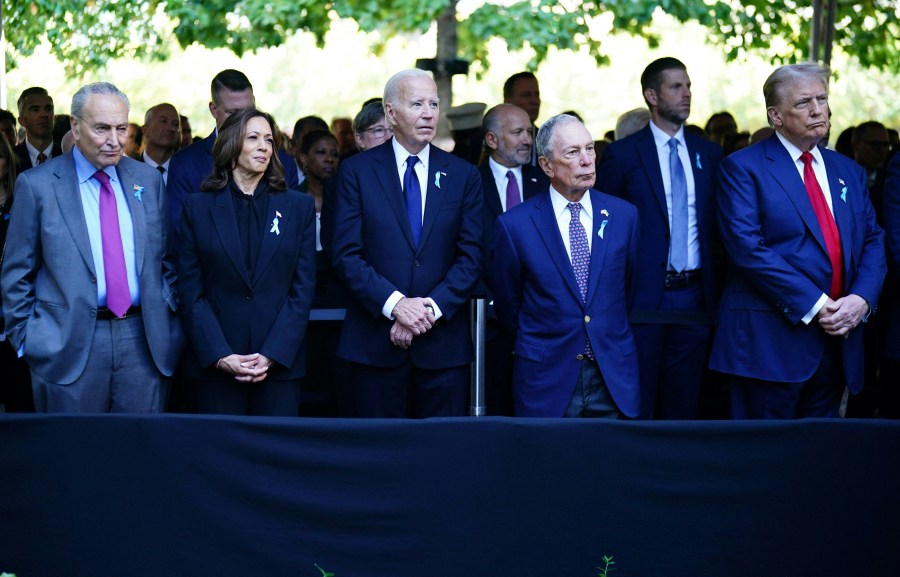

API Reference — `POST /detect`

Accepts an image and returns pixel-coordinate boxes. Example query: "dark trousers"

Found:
[632,281,711,419]
[188,375,302,417]
[563,359,622,419]
[352,360,469,418]
[730,339,845,419]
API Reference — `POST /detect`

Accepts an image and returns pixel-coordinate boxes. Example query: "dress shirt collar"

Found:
[25,138,53,163]
[488,156,522,183]
[549,185,593,221]
[392,137,430,172]
[775,130,825,165]
[649,120,686,150]
[73,146,118,185]
[141,151,170,172]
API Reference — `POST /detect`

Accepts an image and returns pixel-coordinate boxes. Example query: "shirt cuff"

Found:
[383,291,405,320]
[801,293,829,325]
[427,299,443,321]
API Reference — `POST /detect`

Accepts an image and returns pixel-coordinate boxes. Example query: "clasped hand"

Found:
[390,297,435,348]
[817,294,869,337]
[216,353,273,382]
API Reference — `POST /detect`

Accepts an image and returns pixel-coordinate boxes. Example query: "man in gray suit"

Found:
[1,82,183,412]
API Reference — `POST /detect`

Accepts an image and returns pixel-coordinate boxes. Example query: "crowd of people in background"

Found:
[1,58,898,421]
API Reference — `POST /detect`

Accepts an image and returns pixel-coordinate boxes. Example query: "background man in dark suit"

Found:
[597,57,723,420]
[489,114,640,418]
[167,69,298,230]
[14,87,62,171]
[479,102,549,415]
[710,63,886,419]
[1,82,183,412]
[881,152,900,417]
[503,72,541,166]
[332,69,483,418]
[136,103,180,185]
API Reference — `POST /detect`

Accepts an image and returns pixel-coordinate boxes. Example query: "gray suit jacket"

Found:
[1,153,183,384]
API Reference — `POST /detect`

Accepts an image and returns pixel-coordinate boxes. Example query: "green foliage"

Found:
[597,554,615,577]
[4,0,899,77]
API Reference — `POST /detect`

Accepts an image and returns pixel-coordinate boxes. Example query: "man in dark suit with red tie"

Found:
[479,103,549,415]
[710,63,886,418]
[597,57,723,419]
[332,69,483,418]
[13,87,63,172]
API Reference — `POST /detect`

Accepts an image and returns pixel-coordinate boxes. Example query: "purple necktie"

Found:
[37,152,47,164]
[92,170,131,318]
[505,170,520,210]
[568,202,594,360]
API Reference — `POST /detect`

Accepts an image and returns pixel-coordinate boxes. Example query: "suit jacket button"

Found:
[576,354,584,360]
[414,260,420,267]
[584,315,591,323]
[246,293,253,300]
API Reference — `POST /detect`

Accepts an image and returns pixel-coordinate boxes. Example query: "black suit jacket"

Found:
[13,141,64,172]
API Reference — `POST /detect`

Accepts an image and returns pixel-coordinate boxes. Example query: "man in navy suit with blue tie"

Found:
[332,69,483,418]
[710,63,886,418]
[490,114,640,418]
[597,57,723,419]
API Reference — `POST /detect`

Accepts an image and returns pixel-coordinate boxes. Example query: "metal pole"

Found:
[469,298,486,416]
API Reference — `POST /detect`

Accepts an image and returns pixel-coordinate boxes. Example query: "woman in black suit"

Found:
[177,108,316,416]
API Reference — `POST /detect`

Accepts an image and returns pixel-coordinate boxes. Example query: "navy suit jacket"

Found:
[167,131,299,231]
[13,141,64,172]
[881,153,900,360]
[332,140,484,369]
[597,124,723,318]
[489,190,641,417]
[177,185,317,380]
[709,134,886,393]
[1,154,183,384]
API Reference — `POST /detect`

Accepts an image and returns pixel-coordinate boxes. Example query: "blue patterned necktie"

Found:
[404,155,422,246]
[568,202,594,360]
[668,137,688,273]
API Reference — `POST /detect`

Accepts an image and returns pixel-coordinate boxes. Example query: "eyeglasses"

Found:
[361,126,393,138]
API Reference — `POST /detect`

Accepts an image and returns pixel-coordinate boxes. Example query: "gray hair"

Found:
[352,101,386,133]
[71,82,130,118]
[535,113,582,158]
[763,63,829,108]
[383,69,433,107]
[615,108,651,141]
[482,103,525,140]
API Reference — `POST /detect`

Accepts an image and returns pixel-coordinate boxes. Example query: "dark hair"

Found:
[210,69,253,104]
[640,57,686,105]
[0,127,17,202]
[201,108,286,192]
[291,115,328,147]
[503,72,537,100]
[17,87,51,116]
[352,101,385,134]
[300,129,337,155]
[0,109,16,126]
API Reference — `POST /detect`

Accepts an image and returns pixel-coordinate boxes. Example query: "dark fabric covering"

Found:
[0,416,898,576]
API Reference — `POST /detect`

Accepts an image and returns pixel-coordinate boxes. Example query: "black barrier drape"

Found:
[1,416,898,576]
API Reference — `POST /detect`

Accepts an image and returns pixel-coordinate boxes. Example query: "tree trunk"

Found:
[434,0,458,146]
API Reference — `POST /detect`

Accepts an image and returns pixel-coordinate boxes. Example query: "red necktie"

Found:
[800,152,843,299]
[36,152,47,164]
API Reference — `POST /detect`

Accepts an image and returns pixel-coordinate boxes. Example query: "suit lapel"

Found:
[531,194,583,304]
[636,127,669,227]
[254,192,291,285]
[522,165,547,201]
[211,188,252,287]
[116,162,146,277]
[684,133,709,225]
[372,142,416,250]
[479,164,503,219]
[825,156,855,278]
[419,145,446,251]
[53,158,96,277]
[765,137,829,256]
[585,191,610,305]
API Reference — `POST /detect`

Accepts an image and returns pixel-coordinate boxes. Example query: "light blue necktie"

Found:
[404,155,422,246]
[668,138,688,272]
